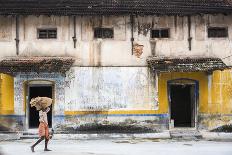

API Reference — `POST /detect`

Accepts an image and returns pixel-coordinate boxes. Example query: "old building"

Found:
[0,0,232,134]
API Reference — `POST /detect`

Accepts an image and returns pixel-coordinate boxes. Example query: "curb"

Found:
[52,132,171,140]
[200,131,232,141]
[0,133,21,141]
[1,131,232,141]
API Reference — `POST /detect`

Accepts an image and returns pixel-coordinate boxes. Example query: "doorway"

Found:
[169,80,197,128]
[28,85,53,129]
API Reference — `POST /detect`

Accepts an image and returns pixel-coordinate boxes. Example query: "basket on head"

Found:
[30,97,53,111]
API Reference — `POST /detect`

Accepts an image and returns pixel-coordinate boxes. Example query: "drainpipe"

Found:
[130,15,134,55]
[72,16,77,48]
[187,15,192,51]
[15,15,19,55]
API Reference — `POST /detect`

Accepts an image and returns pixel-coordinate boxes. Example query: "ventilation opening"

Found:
[28,86,53,129]
[208,27,228,38]
[94,27,114,39]
[37,28,57,39]
[170,84,195,128]
[151,29,169,38]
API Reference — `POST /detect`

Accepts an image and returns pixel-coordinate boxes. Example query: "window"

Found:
[37,28,57,39]
[208,27,228,38]
[94,28,114,39]
[151,29,169,38]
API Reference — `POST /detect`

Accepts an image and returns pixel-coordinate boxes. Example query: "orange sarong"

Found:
[38,122,49,139]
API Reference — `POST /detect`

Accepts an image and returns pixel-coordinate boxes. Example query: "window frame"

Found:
[207,27,228,38]
[37,28,57,39]
[93,27,114,39]
[150,28,170,39]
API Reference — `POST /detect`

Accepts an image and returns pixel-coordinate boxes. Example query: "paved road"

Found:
[0,139,232,155]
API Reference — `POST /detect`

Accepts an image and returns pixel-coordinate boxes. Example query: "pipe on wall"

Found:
[130,15,134,55]
[187,15,192,51]
[15,15,19,55]
[72,16,77,48]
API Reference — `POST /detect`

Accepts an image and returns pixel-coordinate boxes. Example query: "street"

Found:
[0,139,232,155]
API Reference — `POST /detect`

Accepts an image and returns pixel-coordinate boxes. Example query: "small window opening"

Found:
[94,28,114,39]
[208,27,228,38]
[151,29,169,38]
[37,28,57,39]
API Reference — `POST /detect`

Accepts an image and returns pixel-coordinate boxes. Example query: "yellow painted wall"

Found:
[210,70,232,114]
[0,74,14,115]
[58,69,232,116]
[158,72,208,114]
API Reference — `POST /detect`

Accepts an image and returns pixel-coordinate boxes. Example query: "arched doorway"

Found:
[168,79,198,128]
[27,80,54,129]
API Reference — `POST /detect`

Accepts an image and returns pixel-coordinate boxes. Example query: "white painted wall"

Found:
[0,14,232,66]
[65,67,157,111]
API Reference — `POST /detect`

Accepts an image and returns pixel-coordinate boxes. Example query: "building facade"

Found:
[0,0,232,134]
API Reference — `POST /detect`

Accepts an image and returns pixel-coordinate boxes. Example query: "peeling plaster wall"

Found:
[55,67,166,133]
[0,74,16,132]
[0,16,15,58]
[65,67,157,111]
[14,73,65,116]
[159,71,232,130]
[1,14,232,132]
[199,70,232,130]
[0,14,232,66]
[0,69,164,133]
[3,73,65,131]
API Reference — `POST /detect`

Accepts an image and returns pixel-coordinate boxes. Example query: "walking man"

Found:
[31,107,52,152]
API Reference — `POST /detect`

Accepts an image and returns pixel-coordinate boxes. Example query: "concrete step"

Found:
[170,129,202,140]
[20,135,39,139]
[21,133,37,139]
[0,133,21,141]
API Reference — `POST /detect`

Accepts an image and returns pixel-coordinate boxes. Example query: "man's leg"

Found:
[31,136,45,152]
[44,138,52,151]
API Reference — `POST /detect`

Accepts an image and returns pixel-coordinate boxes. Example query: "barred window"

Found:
[208,27,228,38]
[94,28,114,39]
[37,28,57,39]
[151,29,169,38]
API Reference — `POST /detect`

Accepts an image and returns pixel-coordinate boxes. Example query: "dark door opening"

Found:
[28,86,52,129]
[170,84,195,127]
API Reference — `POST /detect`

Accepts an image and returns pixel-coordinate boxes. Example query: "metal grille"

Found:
[94,28,114,39]
[151,29,169,38]
[38,28,57,39]
[208,27,228,38]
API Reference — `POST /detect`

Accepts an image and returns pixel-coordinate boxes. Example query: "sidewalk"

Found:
[53,131,171,140]
[1,131,232,141]
[200,131,232,141]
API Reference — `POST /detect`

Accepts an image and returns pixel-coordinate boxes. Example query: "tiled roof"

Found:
[147,57,228,72]
[0,0,232,15]
[0,57,75,75]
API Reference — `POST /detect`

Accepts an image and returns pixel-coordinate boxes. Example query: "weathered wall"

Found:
[14,73,65,115]
[7,73,65,131]
[0,74,16,131]
[0,74,14,115]
[0,16,15,58]
[1,14,232,132]
[65,67,157,111]
[158,72,208,113]
[199,70,232,130]
[0,14,232,66]
[158,72,208,129]
[0,69,168,133]
[55,67,168,133]
[158,71,232,130]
